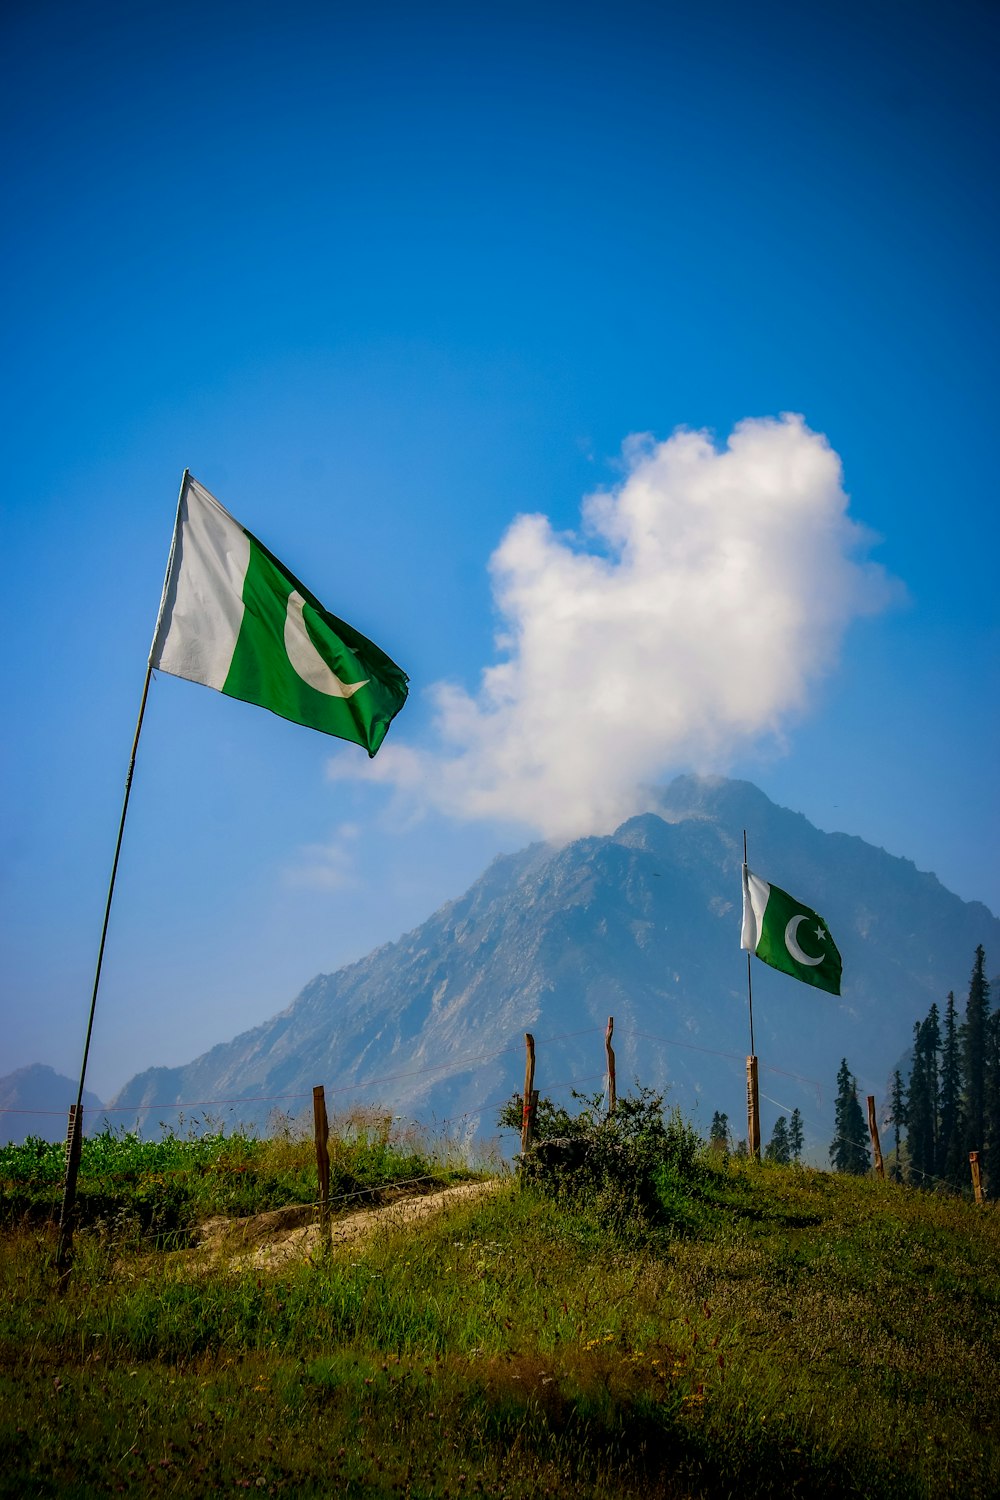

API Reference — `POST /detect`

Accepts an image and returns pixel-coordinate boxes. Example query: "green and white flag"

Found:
[150,474,408,756]
[741,865,842,995]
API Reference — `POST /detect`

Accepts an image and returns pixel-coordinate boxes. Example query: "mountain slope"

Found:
[0,1065,106,1146]
[112,776,999,1154]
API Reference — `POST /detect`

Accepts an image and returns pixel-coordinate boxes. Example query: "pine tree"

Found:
[789,1107,804,1163]
[963,946,991,1156]
[939,990,964,1186]
[765,1116,791,1165]
[906,1022,925,1181]
[708,1110,730,1154]
[984,1008,1000,1196]
[908,1004,941,1184]
[888,1068,906,1183]
[830,1059,871,1174]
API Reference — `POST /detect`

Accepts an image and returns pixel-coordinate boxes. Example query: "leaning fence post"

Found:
[605,1016,616,1117]
[56,1104,83,1274]
[521,1033,536,1159]
[867,1095,885,1180]
[313,1085,331,1251]
[969,1150,984,1206]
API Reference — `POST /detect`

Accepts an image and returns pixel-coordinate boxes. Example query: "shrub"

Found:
[498,1085,703,1237]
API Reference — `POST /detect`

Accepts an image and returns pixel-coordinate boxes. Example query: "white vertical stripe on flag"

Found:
[150,476,251,690]
[740,865,770,951]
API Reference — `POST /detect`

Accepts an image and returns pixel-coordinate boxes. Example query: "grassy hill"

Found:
[1,1116,998,1498]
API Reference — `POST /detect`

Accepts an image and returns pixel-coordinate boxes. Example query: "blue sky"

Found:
[2,0,998,1103]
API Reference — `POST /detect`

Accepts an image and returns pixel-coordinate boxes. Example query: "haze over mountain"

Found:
[0,1066,106,1147]
[107,777,998,1156]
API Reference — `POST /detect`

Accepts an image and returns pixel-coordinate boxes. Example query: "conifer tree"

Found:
[926,1001,941,1167]
[908,1005,940,1184]
[765,1115,791,1165]
[789,1107,804,1163]
[830,1059,870,1174]
[708,1110,730,1153]
[962,946,991,1156]
[906,1023,926,1182]
[984,1008,1000,1196]
[888,1068,906,1182]
[939,990,964,1186]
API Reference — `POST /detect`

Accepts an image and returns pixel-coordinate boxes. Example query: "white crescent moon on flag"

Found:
[785,914,825,967]
[284,590,369,698]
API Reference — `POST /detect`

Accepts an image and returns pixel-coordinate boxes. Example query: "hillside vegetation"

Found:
[0,1109,462,1244]
[1,1114,998,1498]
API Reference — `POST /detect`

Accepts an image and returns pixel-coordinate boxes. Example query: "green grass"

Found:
[1,1127,998,1497]
[0,1109,472,1245]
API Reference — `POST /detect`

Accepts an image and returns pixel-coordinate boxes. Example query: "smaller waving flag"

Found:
[741,865,842,995]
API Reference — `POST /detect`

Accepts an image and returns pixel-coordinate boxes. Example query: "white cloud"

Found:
[282,822,362,891]
[331,415,899,840]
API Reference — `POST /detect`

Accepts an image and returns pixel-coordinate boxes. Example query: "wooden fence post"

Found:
[55,1104,83,1273]
[867,1096,885,1180]
[746,1056,761,1161]
[605,1015,616,1117]
[521,1033,536,1157]
[969,1150,984,1206]
[313,1085,331,1251]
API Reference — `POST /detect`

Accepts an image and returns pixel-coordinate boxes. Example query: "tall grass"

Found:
[0,1108,479,1246]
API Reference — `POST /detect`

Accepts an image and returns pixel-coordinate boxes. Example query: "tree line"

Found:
[708,1106,805,1165]
[834,945,998,1193]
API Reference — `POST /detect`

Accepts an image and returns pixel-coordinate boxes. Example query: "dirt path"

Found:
[193,1178,503,1271]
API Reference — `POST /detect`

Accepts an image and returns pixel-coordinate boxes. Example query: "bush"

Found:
[498,1085,703,1238]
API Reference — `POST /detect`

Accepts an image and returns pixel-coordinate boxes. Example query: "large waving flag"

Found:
[741,865,842,995]
[150,475,408,755]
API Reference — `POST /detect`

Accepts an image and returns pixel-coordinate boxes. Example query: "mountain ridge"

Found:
[0,1065,106,1147]
[105,776,999,1154]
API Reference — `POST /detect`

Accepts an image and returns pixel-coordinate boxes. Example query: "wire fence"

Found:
[0,1021,826,1122]
[1,1020,965,1198]
[0,1021,846,1171]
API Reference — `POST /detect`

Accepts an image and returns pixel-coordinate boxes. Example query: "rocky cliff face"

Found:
[110,776,999,1156]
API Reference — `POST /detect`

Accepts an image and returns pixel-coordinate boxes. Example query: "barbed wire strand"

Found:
[0,1025,610,1118]
[754,1088,959,1188]
[4,1028,959,1193]
[2,1028,808,1123]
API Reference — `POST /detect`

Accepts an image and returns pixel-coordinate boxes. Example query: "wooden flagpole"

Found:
[746,1055,761,1161]
[56,470,189,1270]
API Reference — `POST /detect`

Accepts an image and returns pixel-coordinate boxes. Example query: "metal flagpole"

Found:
[743,829,755,1057]
[743,829,761,1161]
[56,662,154,1268]
[57,470,189,1270]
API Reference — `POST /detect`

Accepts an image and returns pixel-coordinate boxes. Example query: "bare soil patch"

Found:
[191,1178,502,1271]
